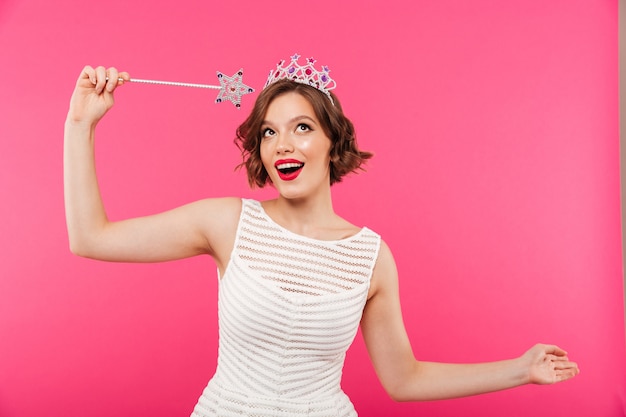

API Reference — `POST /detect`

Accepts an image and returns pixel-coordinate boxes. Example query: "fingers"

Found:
[525,343,580,385]
[80,65,128,94]
[553,359,579,372]
[94,66,107,93]
[105,67,120,92]
[555,364,580,382]
[540,343,568,357]
[119,71,130,83]
[81,65,96,84]
[545,350,579,371]
[546,353,569,362]
[545,350,580,383]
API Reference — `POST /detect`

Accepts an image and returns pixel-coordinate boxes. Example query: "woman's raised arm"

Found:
[63,66,240,267]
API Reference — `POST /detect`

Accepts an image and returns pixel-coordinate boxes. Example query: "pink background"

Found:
[1,0,624,416]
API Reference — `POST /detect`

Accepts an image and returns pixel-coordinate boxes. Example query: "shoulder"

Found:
[373,240,397,274]
[340,219,367,240]
[193,197,242,261]
[194,196,243,221]
[368,239,399,300]
[155,196,242,231]
[332,213,375,241]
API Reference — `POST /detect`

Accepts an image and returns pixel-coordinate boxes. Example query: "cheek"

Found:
[301,137,332,159]
[259,143,271,166]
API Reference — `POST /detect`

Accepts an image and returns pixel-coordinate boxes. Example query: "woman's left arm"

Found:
[360,241,579,402]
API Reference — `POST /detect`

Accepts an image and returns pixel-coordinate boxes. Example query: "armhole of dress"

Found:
[217,198,249,281]
[366,231,383,289]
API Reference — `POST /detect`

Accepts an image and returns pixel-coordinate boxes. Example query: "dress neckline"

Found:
[250,199,368,244]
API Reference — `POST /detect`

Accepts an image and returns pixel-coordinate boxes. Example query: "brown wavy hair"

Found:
[235,79,373,188]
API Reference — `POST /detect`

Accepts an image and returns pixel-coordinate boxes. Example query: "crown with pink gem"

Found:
[264,54,337,104]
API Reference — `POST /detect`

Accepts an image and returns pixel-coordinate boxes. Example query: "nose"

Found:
[275,132,293,154]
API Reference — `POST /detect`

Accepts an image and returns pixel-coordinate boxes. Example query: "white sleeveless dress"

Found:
[190,199,381,417]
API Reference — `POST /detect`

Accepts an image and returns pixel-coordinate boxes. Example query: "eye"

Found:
[262,127,275,138]
[296,123,311,132]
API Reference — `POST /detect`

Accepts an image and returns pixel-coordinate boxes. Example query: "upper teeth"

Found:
[277,162,303,170]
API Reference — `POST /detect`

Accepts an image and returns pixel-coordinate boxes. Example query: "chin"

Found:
[277,189,306,200]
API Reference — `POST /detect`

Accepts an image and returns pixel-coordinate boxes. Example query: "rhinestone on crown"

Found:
[264,54,336,104]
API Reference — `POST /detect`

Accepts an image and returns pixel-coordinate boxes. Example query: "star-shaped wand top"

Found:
[215,69,255,108]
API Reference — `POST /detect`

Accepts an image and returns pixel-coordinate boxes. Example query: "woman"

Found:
[64,59,579,417]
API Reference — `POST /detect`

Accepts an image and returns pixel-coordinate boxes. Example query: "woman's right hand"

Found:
[66,65,129,127]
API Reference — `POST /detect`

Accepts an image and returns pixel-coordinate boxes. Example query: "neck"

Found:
[268,187,336,232]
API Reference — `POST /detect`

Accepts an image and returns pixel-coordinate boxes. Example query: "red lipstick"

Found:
[275,159,304,181]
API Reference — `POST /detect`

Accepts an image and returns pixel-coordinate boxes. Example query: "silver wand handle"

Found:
[127,78,221,90]
[109,69,254,108]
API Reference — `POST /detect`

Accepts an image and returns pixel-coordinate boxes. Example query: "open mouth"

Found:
[275,160,304,180]
[276,162,304,174]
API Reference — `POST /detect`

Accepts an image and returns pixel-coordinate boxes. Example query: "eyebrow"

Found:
[262,115,319,127]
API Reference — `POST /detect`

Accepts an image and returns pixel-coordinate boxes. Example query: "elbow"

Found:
[387,392,404,403]
[389,394,408,403]
[386,384,433,403]
[380,362,427,402]
[386,387,414,403]
[67,234,97,259]
[68,239,89,258]
[66,222,105,259]
[381,379,417,403]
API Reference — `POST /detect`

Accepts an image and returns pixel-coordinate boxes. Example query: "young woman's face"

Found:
[260,92,332,200]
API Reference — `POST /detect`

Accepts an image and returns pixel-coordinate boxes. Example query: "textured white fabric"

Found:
[191,199,381,417]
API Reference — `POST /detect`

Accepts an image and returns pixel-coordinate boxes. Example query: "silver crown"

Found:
[264,54,336,104]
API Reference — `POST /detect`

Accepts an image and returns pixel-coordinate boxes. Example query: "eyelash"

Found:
[297,123,311,132]
[261,124,312,138]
